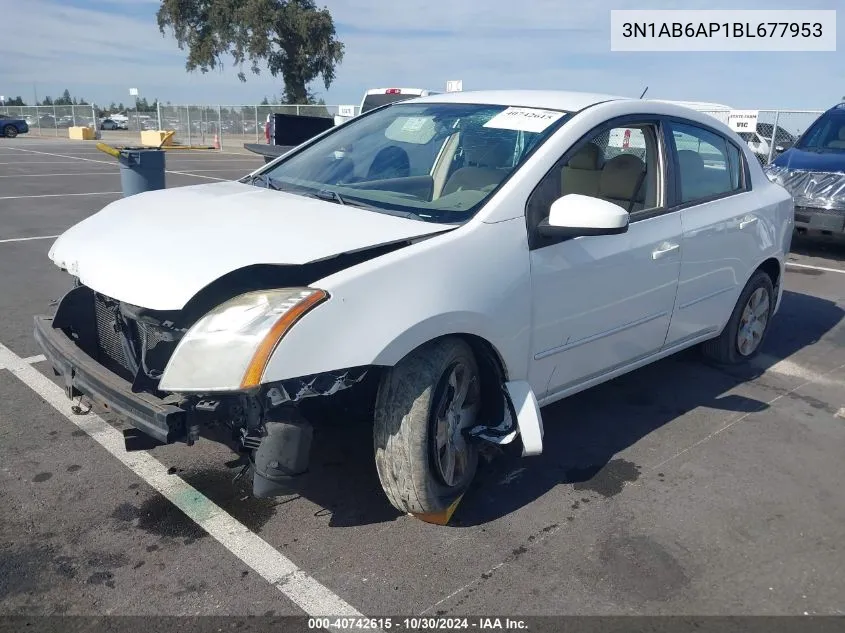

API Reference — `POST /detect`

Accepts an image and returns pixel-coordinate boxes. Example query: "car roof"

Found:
[411,89,629,112]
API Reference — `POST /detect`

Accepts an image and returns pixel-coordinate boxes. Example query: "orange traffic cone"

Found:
[213,133,220,150]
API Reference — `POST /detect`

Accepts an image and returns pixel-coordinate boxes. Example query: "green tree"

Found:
[156,0,344,104]
[41,96,54,106]
[54,89,73,106]
[7,96,26,106]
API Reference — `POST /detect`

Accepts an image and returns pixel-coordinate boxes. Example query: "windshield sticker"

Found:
[483,107,564,133]
[401,117,428,132]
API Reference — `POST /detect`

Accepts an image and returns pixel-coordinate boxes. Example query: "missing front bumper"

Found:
[33,314,187,444]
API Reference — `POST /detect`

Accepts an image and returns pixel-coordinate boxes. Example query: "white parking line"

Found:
[0,353,45,371]
[0,192,122,200]
[754,354,844,387]
[0,341,366,627]
[4,148,226,181]
[0,235,60,244]
[786,262,845,275]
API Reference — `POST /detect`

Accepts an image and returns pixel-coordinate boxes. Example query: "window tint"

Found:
[670,122,743,204]
[795,110,845,150]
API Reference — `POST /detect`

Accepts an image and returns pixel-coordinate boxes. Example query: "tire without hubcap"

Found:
[702,270,774,364]
[374,338,481,514]
[3,125,17,138]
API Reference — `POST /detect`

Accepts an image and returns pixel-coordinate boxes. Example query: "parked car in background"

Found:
[738,123,797,164]
[100,118,120,130]
[766,102,845,240]
[0,114,29,138]
[359,88,441,114]
[36,90,792,519]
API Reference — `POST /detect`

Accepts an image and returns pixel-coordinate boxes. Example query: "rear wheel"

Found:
[701,270,774,365]
[3,125,18,138]
[373,338,481,514]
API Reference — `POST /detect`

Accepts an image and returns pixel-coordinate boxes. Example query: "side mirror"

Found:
[538,194,629,238]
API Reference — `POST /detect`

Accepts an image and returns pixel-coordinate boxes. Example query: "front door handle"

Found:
[739,216,759,230]
[652,242,680,260]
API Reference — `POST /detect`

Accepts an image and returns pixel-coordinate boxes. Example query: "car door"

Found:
[663,119,765,346]
[525,116,683,402]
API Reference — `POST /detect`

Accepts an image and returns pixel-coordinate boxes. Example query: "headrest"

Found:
[677,149,705,175]
[568,142,602,170]
[599,154,646,201]
[461,128,514,169]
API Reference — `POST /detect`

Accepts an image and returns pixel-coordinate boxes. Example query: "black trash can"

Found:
[118,148,166,197]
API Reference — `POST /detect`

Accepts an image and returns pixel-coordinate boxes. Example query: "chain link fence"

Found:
[156,104,358,147]
[698,109,824,165]
[0,104,98,136]
[0,103,825,164]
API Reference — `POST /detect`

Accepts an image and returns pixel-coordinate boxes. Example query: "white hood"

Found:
[49,181,453,310]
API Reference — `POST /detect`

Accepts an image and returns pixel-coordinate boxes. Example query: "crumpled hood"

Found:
[49,181,453,310]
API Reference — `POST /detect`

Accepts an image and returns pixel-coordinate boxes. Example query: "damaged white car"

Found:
[35,90,794,519]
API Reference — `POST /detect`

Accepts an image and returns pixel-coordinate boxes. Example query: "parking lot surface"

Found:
[1,138,844,619]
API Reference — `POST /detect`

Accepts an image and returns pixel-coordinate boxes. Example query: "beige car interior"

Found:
[439,128,514,197]
[826,125,845,149]
[559,126,659,213]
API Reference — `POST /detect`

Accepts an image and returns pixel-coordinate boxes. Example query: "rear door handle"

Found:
[652,242,680,260]
[739,216,759,230]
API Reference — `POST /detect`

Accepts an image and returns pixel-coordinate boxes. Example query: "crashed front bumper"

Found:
[34,314,188,444]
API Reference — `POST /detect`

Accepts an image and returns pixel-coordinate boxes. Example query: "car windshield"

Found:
[795,108,845,152]
[259,102,569,223]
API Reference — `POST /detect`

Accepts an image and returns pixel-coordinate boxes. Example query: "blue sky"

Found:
[0,0,842,109]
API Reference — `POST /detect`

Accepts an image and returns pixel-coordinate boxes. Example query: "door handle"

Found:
[652,242,680,260]
[739,216,759,230]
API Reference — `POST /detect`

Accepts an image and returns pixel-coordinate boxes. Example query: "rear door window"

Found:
[669,122,745,204]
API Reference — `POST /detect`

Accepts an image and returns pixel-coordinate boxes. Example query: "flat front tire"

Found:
[701,270,775,365]
[374,338,481,514]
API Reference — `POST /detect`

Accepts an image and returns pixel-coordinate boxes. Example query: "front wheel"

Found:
[3,125,18,138]
[701,270,775,365]
[373,338,481,515]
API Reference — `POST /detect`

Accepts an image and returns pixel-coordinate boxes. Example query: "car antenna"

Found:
[639,86,649,99]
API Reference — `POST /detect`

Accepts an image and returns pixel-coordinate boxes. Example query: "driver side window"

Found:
[527,122,663,239]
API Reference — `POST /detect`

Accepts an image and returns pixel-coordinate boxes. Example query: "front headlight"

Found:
[158,288,328,392]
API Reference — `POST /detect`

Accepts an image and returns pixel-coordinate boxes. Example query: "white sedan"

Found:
[36,90,794,522]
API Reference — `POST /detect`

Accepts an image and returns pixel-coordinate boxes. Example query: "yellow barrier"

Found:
[68,126,96,140]
[140,130,176,147]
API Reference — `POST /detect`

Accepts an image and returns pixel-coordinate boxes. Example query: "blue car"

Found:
[766,103,845,240]
[0,114,29,138]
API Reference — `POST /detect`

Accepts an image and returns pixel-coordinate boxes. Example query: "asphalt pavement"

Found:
[1,137,844,622]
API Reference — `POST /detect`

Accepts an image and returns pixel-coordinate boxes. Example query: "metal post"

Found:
[254,106,259,143]
[72,105,77,127]
[296,105,300,116]
[53,104,58,136]
[766,110,781,165]
[186,106,192,147]
[217,104,223,150]
[157,101,162,131]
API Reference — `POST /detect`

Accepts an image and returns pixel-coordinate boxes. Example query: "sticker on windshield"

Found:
[401,117,428,132]
[483,107,564,133]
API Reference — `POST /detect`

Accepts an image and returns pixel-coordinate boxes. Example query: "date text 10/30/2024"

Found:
[308,617,529,630]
